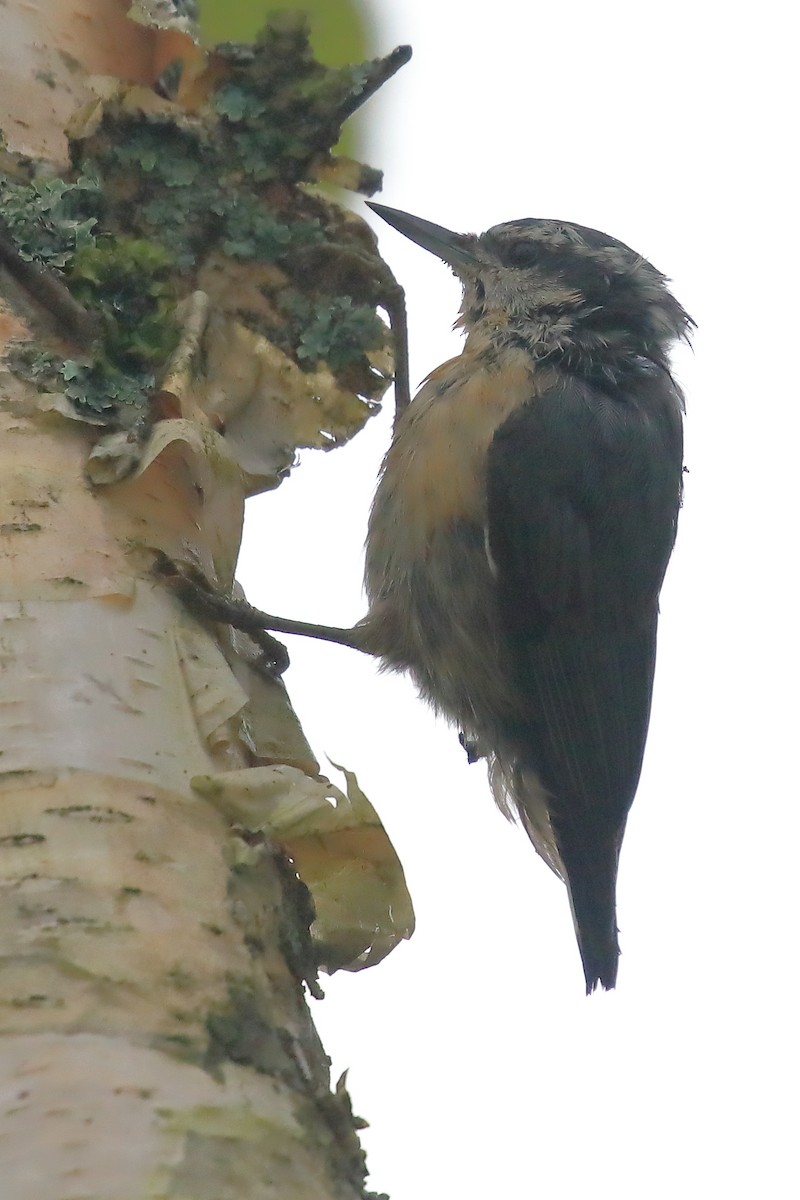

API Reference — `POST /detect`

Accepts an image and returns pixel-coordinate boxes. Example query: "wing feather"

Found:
[486,370,683,989]
[486,370,683,832]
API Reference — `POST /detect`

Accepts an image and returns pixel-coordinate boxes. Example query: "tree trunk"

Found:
[0,3,411,1196]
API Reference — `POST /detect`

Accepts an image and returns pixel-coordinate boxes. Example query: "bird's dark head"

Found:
[368,203,694,370]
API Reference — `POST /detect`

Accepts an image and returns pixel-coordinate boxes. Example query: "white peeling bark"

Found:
[0,337,371,1200]
[0,2,410,1196]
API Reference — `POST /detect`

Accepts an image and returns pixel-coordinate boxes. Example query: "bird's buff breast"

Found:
[372,344,544,556]
[364,345,544,732]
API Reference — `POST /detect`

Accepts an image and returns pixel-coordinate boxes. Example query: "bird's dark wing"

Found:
[486,369,683,988]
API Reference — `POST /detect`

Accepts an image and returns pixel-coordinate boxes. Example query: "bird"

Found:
[359,202,693,992]
[164,201,693,992]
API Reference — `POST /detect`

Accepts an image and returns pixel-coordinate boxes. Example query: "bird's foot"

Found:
[152,551,291,677]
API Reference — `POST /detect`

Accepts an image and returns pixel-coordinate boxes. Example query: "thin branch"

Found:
[382,279,411,426]
[0,217,100,346]
[335,45,413,124]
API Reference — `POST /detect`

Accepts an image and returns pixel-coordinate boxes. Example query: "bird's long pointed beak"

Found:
[367,202,478,270]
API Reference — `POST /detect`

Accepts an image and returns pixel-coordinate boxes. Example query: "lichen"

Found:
[0,173,100,269]
[0,14,408,450]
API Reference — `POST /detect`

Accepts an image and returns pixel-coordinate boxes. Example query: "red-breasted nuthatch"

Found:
[168,202,693,992]
[360,203,693,991]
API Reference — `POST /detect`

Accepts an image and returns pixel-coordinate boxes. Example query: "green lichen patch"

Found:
[1,12,408,451]
[60,360,155,423]
[289,293,386,372]
[67,15,404,405]
[0,173,100,269]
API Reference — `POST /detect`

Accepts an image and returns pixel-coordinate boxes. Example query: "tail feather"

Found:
[561,837,621,993]
[502,624,652,991]
[493,758,624,991]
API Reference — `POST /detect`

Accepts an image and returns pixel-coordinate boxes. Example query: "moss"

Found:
[0,188,177,426]
[68,237,178,366]
[70,15,402,396]
[1,13,407,435]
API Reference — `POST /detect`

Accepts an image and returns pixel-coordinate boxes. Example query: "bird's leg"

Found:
[153,552,370,675]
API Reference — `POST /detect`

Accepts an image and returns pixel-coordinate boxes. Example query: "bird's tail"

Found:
[491,761,623,992]
[561,835,621,993]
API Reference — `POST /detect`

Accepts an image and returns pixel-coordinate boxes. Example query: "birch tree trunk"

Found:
[0,3,412,1196]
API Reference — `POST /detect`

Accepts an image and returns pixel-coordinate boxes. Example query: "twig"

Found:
[335,45,412,124]
[0,216,100,346]
[381,278,411,427]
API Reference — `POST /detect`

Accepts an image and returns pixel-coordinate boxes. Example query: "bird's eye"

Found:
[503,240,540,268]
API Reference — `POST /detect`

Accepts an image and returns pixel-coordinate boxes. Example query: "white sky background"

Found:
[238,2,799,1196]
